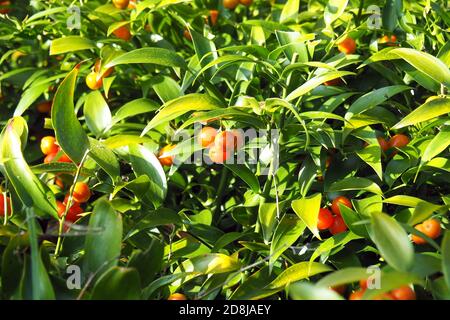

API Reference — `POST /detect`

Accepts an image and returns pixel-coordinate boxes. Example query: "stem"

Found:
[54,149,90,258]
[3,179,9,226]
[356,0,365,26]
[213,167,229,222]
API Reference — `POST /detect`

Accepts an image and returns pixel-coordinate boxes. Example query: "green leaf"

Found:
[111,98,159,126]
[269,215,306,268]
[50,36,95,55]
[280,0,300,23]
[442,231,450,289]
[0,118,58,218]
[422,127,450,162]
[104,48,187,70]
[89,138,120,180]
[324,0,349,26]
[370,212,414,272]
[317,267,370,288]
[329,177,383,195]
[346,86,410,120]
[291,193,322,240]
[390,48,450,87]
[128,144,167,207]
[83,200,123,278]
[382,0,401,31]
[127,239,164,287]
[84,91,112,137]
[190,29,218,79]
[148,75,182,103]
[268,262,332,289]
[289,282,344,300]
[230,266,278,300]
[224,164,260,192]
[185,253,241,275]
[258,202,278,244]
[51,66,90,163]
[392,98,450,129]
[141,94,222,136]
[23,208,55,300]
[91,267,141,300]
[14,83,48,116]
[286,71,354,102]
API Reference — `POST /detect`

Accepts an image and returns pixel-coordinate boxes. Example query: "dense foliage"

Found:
[0,0,450,300]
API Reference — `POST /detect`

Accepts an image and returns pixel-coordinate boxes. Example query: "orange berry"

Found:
[328,215,348,235]
[411,223,427,245]
[57,200,83,223]
[377,137,390,152]
[72,182,91,203]
[337,37,357,55]
[209,145,230,164]
[422,218,441,239]
[349,289,365,300]
[390,286,416,300]
[389,134,409,149]
[55,177,64,189]
[0,0,10,14]
[86,72,103,90]
[112,0,129,9]
[317,208,334,230]
[40,136,59,155]
[127,0,136,9]
[0,194,12,217]
[94,59,114,78]
[113,25,132,41]
[223,0,239,10]
[239,0,252,6]
[324,78,343,86]
[44,152,58,164]
[209,10,219,26]
[37,101,52,113]
[198,127,218,148]
[158,145,176,167]
[359,279,368,290]
[183,29,192,41]
[58,153,72,163]
[331,284,346,295]
[331,196,352,216]
[168,293,187,300]
[214,131,237,153]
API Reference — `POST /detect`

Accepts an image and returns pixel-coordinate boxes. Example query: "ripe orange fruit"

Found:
[324,78,343,86]
[37,100,52,113]
[422,218,441,239]
[349,289,365,300]
[209,145,230,164]
[55,177,64,189]
[113,25,132,41]
[44,152,58,163]
[112,0,129,9]
[379,35,397,46]
[359,279,368,290]
[198,127,218,148]
[210,10,219,26]
[158,145,176,167]
[331,196,352,216]
[390,286,416,300]
[329,215,348,235]
[389,134,409,149]
[72,182,91,203]
[215,131,237,153]
[0,194,12,217]
[223,0,239,10]
[56,201,83,223]
[377,137,390,152]
[183,29,192,41]
[168,293,187,300]
[317,208,334,230]
[127,0,136,9]
[41,136,59,155]
[231,129,244,150]
[373,292,395,300]
[330,284,346,295]
[239,0,252,6]
[94,59,114,78]
[0,0,11,14]
[58,152,72,163]
[86,72,103,90]
[411,223,427,245]
[337,37,356,54]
